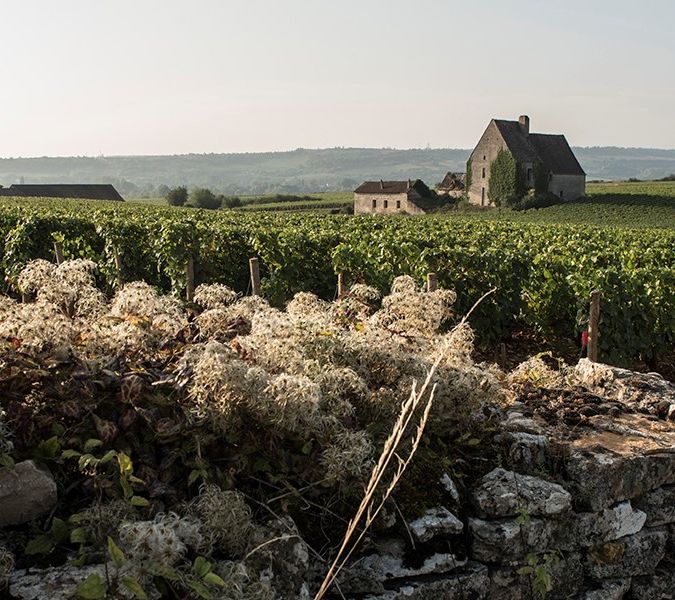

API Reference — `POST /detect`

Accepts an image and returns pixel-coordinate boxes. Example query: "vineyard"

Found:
[0,195,673,365]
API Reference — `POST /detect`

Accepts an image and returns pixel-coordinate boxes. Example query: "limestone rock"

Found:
[364,562,489,600]
[572,501,647,547]
[488,553,584,600]
[469,516,557,562]
[502,410,546,435]
[496,431,550,474]
[563,415,675,511]
[574,359,675,418]
[580,578,631,600]
[630,568,675,600]
[243,516,310,599]
[359,552,467,581]
[472,468,571,518]
[634,485,675,526]
[0,460,57,527]
[439,474,460,503]
[10,564,106,600]
[408,507,463,543]
[586,528,668,579]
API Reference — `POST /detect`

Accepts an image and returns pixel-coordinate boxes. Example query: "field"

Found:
[235,191,353,212]
[0,185,673,366]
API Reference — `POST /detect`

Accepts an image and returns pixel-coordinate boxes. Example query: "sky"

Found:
[1,0,674,157]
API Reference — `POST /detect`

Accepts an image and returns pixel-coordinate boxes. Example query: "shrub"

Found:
[514,191,563,211]
[166,186,188,207]
[188,188,221,210]
[220,195,242,208]
[0,260,508,598]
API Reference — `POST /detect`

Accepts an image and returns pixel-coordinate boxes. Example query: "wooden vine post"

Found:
[249,258,261,296]
[588,290,601,362]
[426,272,438,292]
[337,273,347,298]
[53,242,64,265]
[186,256,195,302]
[113,247,124,287]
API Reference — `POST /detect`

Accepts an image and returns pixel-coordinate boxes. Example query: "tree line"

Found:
[166,187,242,209]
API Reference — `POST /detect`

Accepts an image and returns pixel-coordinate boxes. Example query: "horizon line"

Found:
[2,144,675,161]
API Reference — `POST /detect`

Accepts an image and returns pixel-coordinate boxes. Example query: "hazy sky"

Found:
[1,0,674,157]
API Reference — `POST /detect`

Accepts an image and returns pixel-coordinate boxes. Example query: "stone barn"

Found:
[353,179,437,215]
[467,115,585,206]
[436,172,465,197]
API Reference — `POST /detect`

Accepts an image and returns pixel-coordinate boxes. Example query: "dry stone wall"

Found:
[339,360,675,600]
[5,360,674,599]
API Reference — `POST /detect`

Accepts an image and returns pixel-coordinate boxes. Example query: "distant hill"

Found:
[1,147,674,197]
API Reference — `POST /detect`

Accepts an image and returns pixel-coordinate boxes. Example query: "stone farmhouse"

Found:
[353,179,437,215]
[467,115,585,206]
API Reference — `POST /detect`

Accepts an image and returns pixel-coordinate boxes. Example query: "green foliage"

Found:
[188,188,221,210]
[0,193,672,362]
[516,552,559,598]
[533,163,549,194]
[235,191,353,212]
[465,157,472,196]
[489,149,523,207]
[75,573,107,599]
[220,195,242,208]
[514,192,561,211]
[166,186,188,207]
[61,445,148,508]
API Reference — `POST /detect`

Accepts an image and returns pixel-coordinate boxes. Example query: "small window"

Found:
[396,199,401,209]
[483,155,486,160]
[527,168,532,182]
[372,199,377,209]
[383,199,388,209]
[482,167,486,178]
[481,187,485,205]
[560,190,564,199]
[548,173,553,181]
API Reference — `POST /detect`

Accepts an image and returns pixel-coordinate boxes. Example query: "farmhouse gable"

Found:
[467,115,585,205]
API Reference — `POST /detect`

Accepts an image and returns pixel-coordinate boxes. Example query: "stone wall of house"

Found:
[353,192,426,215]
[549,173,586,201]
[467,120,505,206]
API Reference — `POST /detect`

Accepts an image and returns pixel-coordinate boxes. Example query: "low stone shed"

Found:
[353,179,437,215]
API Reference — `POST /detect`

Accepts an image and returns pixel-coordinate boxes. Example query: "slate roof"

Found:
[438,172,466,190]
[492,120,585,176]
[0,184,124,201]
[528,134,585,176]
[354,179,430,196]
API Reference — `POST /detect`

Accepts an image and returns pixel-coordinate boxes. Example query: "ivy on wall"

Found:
[465,157,473,195]
[533,162,549,194]
[488,149,522,207]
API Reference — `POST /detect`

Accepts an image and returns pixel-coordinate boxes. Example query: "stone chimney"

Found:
[379,179,384,189]
[519,115,530,136]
